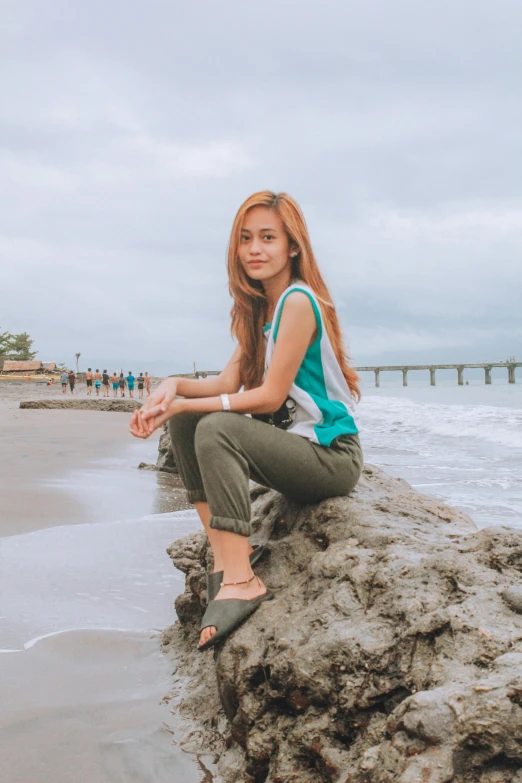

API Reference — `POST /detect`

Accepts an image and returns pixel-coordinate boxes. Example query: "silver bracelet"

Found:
[220,393,231,411]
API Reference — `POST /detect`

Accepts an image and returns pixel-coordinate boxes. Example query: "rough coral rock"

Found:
[161,465,522,783]
[156,425,178,473]
[136,428,178,473]
[19,398,141,412]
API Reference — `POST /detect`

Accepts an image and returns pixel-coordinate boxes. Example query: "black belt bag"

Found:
[252,396,297,430]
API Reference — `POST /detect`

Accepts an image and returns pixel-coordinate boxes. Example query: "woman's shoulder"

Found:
[279,289,316,318]
[278,283,321,320]
[271,285,320,342]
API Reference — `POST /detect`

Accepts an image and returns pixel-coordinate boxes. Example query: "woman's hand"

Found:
[130,397,185,438]
[141,377,178,418]
[129,377,180,439]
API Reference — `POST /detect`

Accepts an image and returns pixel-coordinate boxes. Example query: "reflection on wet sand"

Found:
[0,382,215,782]
[0,630,214,783]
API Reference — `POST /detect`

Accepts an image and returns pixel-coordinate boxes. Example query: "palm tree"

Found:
[75,353,81,373]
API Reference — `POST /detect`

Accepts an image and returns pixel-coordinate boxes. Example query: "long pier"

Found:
[356,362,520,387]
[194,362,520,386]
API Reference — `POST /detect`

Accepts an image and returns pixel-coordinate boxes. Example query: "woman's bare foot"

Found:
[198,575,267,647]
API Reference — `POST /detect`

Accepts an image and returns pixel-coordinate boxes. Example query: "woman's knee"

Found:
[194,412,234,452]
[168,411,202,442]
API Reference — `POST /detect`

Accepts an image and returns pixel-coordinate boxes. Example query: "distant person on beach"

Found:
[119,373,126,397]
[94,369,102,397]
[111,372,119,397]
[126,371,135,399]
[130,191,362,652]
[85,368,93,395]
[102,369,110,397]
[68,370,76,394]
[144,372,151,396]
[136,372,145,399]
[60,371,68,392]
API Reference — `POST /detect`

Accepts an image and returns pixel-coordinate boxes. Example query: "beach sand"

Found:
[0,381,190,536]
[0,381,212,783]
[0,630,212,783]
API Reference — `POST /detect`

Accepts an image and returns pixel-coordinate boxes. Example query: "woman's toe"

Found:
[199,626,216,647]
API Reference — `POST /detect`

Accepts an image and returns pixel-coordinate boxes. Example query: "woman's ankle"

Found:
[216,575,265,598]
[221,570,255,587]
[210,543,253,573]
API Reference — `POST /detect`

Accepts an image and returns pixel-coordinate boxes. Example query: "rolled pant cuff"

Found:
[210,515,251,537]
[187,489,207,503]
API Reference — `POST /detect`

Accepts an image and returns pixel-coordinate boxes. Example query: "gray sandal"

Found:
[198,575,274,652]
[205,545,267,604]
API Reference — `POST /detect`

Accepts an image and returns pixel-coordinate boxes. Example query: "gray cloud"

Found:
[2,0,521,373]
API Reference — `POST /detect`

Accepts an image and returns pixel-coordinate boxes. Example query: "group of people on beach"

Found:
[60,369,152,398]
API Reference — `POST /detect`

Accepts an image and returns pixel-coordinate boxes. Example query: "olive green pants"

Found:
[168,412,363,538]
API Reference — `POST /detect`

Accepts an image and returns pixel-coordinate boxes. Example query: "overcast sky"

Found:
[2,0,521,375]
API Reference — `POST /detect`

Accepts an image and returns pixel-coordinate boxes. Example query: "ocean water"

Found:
[357,380,522,529]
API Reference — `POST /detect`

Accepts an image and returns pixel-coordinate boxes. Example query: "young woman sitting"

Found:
[130,191,363,651]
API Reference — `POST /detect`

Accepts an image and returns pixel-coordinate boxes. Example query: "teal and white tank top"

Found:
[263,281,359,447]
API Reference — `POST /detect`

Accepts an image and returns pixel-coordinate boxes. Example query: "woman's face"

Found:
[238,206,292,285]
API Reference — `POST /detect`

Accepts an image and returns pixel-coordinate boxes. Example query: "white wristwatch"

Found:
[220,393,231,411]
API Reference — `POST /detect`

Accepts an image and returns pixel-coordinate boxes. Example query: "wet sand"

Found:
[0,381,215,783]
[0,381,190,536]
[0,630,213,783]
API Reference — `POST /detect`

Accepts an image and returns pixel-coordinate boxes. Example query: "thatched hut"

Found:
[3,360,43,373]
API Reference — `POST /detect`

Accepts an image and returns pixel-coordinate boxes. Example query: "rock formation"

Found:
[137,425,178,473]
[20,398,141,412]
[155,426,178,473]
[161,465,522,783]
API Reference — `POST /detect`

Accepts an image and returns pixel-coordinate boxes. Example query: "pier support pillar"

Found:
[508,364,516,384]
[402,369,408,387]
[430,368,436,386]
[458,366,464,385]
[374,369,380,388]
[485,366,492,385]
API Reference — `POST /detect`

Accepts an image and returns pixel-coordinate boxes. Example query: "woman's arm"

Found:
[132,292,316,437]
[129,345,241,434]
[186,292,316,414]
[175,345,242,398]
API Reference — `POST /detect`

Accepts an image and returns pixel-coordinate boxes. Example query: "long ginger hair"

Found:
[227,191,360,400]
